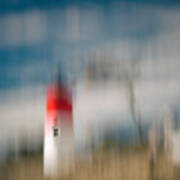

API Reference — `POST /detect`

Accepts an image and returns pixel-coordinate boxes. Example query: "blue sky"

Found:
[0,0,180,102]
[0,0,180,14]
[0,1,172,91]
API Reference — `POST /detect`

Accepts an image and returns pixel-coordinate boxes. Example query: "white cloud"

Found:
[24,10,47,44]
[0,13,24,47]
[0,10,47,47]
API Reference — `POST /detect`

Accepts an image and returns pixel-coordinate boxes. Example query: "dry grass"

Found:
[0,146,179,180]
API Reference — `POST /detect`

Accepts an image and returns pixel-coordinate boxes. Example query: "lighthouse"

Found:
[44,75,74,178]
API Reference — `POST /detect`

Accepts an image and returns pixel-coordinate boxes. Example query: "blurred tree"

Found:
[118,58,143,145]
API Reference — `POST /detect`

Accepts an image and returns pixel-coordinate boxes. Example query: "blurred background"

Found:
[1,0,180,179]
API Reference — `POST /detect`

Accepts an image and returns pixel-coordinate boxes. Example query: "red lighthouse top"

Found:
[46,83,73,130]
